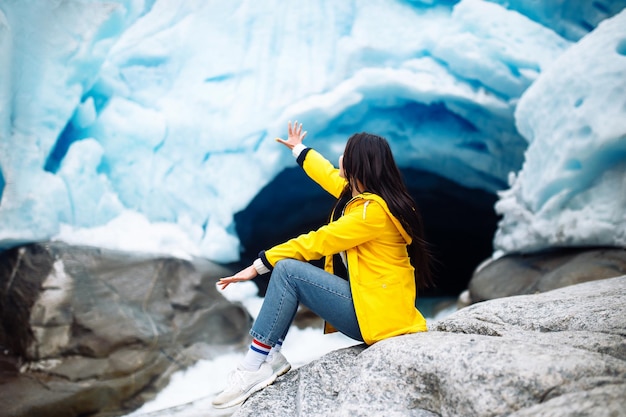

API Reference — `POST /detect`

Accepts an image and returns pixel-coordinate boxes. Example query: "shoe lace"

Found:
[226,367,248,390]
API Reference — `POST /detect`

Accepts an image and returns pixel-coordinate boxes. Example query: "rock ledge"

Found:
[236,276,626,417]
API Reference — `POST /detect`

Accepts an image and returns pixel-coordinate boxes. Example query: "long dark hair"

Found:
[340,132,433,289]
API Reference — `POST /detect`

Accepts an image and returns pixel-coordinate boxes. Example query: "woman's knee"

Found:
[271,259,306,289]
[271,259,292,283]
[273,258,302,275]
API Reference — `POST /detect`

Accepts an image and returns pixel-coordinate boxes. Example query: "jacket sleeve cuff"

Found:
[296,147,312,167]
[257,250,274,273]
[292,143,307,158]
[253,258,270,275]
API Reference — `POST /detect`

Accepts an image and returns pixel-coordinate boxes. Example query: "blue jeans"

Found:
[250,259,364,346]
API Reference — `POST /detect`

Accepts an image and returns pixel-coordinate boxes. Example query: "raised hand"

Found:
[217,264,258,290]
[276,120,307,150]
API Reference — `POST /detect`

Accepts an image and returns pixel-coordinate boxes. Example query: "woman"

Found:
[212,122,432,409]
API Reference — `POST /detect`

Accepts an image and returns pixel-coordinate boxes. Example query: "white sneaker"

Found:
[212,362,276,409]
[266,351,291,377]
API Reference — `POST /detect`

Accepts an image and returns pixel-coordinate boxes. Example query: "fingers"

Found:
[275,137,293,149]
[288,120,303,137]
[217,265,256,290]
[217,277,237,290]
[282,121,306,149]
[288,120,299,136]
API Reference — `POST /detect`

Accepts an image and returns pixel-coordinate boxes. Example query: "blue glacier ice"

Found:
[494,10,626,253]
[0,0,624,276]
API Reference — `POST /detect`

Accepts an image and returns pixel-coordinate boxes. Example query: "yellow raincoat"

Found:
[261,148,427,345]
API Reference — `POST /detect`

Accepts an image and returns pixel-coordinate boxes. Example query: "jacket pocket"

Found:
[356,277,414,342]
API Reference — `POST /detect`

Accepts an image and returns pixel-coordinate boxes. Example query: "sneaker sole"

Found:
[274,363,291,377]
[212,372,278,409]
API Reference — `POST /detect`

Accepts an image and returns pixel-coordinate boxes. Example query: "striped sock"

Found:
[240,339,272,371]
[267,338,284,361]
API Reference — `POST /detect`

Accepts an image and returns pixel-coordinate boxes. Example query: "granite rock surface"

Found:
[235,276,626,417]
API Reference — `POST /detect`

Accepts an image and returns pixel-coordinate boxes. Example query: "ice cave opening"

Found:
[235,165,499,298]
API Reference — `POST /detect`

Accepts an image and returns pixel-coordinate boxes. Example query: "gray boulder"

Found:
[235,276,626,417]
[468,247,626,303]
[0,242,250,417]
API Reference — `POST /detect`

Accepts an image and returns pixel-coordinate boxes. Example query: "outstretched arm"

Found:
[276,121,346,198]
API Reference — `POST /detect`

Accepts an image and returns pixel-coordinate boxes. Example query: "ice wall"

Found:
[0,0,147,247]
[494,9,626,254]
[0,0,624,265]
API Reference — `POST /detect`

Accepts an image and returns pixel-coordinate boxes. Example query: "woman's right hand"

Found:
[276,120,307,150]
[217,264,258,290]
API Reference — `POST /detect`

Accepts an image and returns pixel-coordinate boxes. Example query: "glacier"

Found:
[0,0,625,292]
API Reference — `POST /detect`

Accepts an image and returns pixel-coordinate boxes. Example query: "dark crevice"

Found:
[44,122,79,174]
[0,167,4,203]
[44,86,113,174]
[578,19,594,32]
[591,1,610,14]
